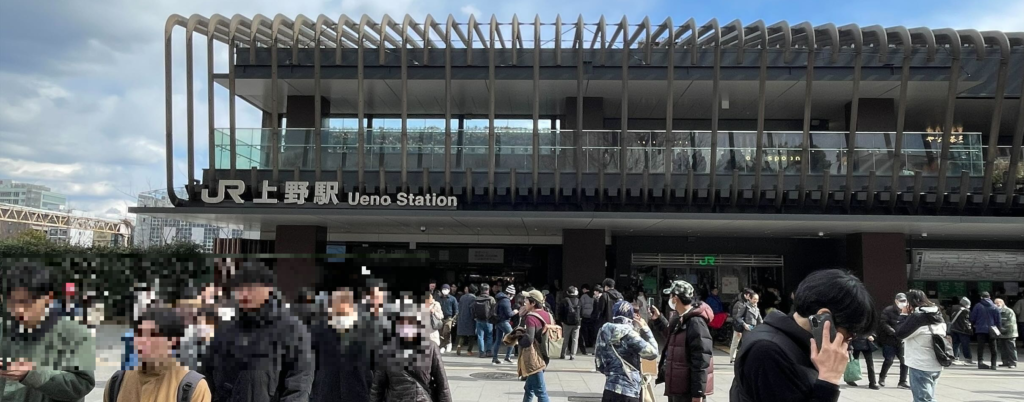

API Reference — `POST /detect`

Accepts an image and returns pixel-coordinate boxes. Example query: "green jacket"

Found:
[999,306,1018,339]
[1,312,96,402]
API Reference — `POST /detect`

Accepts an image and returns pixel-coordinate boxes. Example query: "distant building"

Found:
[134,189,245,252]
[0,180,69,212]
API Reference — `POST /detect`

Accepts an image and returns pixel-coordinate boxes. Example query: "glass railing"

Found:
[213,128,992,176]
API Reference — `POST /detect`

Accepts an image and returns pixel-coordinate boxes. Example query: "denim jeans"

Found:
[492,320,513,360]
[908,368,940,402]
[475,320,494,356]
[523,370,549,402]
[951,332,972,360]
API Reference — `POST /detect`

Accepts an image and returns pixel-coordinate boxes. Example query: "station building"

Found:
[131,14,1024,308]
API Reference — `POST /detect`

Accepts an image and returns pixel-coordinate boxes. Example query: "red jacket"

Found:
[652,302,715,398]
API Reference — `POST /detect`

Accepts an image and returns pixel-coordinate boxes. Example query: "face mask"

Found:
[329,315,357,332]
[398,324,419,338]
[897,302,908,309]
[668,298,677,311]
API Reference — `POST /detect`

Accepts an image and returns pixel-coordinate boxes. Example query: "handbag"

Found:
[843,353,863,383]
[928,324,955,367]
[609,338,656,402]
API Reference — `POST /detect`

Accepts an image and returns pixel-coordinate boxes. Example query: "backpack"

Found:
[928,324,955,367]
[487,299,503,324]
[473,298,493,321]
[527,312,563,342]
[564,298,581,326]
[107,369,204,402]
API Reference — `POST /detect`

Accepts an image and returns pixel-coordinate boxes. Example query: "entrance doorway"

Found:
[630,253,784,311]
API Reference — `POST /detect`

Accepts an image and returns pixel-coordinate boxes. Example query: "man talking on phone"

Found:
[730,269,877,402]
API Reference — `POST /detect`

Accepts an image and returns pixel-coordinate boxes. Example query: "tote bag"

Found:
[843,354,863,383]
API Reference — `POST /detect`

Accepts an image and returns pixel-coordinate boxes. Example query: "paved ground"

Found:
[84,325,1022,402]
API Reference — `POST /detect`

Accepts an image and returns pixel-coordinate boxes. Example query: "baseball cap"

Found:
[662,280,695,298]
[895,293,907,301]
[525,290,545,305]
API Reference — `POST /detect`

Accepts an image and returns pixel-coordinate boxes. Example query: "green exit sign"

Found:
[699,256,716,266]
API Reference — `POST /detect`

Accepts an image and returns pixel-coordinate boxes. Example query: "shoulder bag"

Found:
[608,336,655,402]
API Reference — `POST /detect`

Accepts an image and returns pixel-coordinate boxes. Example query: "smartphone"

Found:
[648,297,654,308]
[809,312,837,352]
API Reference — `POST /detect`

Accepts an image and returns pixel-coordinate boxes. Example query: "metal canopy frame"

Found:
[165,14,1024,215]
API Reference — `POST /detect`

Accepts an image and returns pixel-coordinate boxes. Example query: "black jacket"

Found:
[201,301,314,402]
[947,305,972,335]
[309,320,376,402]
[730,311,840,402]
[369,342,451,402]
[877,304,902,346]
[557,295,581,325]
[596,289,624,324]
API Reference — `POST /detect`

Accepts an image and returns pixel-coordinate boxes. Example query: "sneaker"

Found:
[878,379,885,387]
[869,384,880,390]
[492,360,501,365]
[978,364,992,369]
[504,357,513,363]
[846,382,858,387]
[569,355,575,361]
[897,383,911,390]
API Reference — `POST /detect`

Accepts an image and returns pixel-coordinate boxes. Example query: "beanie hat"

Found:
[960,297,971,308]
[505,285,516,295]
[613,300,635,319]
[229,261,276,288]
[441,284,451,291]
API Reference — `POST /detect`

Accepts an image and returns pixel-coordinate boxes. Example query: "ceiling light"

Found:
[922,233,928,237]
[818,232,825,237]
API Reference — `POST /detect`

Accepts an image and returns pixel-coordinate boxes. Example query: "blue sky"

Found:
[0,0,1021,218]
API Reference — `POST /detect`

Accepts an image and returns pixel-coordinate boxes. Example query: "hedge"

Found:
[1,231,213,319]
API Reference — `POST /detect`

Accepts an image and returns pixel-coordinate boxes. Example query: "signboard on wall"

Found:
[937,281,968,299]
[721,276,740,294]
[912,250,1024,281]
[468,249,504,264]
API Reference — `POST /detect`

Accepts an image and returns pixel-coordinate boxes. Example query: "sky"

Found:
[0,0,1022,219]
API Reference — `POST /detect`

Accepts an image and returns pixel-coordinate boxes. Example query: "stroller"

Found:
[709,312,732,344]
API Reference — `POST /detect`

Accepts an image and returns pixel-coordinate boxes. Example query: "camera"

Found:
[420,226,427,233]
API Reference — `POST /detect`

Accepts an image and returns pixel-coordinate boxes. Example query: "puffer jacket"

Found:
[970,298,1002,334]
[877,304,903,346]
[595,317,659,399]
[200,300,314,402]
[651,302,715,398]
[895,306,947,372]
[998,306,1018,339]
[947,300,973,335]
[369,342,451,402]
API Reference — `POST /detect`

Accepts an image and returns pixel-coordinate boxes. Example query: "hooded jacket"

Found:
[597,289,625,324]
[947,298,973,335]
[309,318,376,402]
[0,308,96,402]
[200,300,314,402]
[493,292,514,322]
[456,294,477,337]
[970,298,1002,334]
[651,302,714,398]
[895,306,947,372]
[730,311,840,402]
[594,317,659,398]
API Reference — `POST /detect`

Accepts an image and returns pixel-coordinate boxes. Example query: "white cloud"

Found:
[461,5,482,17]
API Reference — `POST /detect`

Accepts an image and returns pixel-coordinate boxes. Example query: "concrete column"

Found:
[285,96,332,169]
[274,225,327,301]
[847,233,907,310]
[562,229,606,292]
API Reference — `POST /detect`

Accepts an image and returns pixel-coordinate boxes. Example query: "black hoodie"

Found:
[730,311,840,402]
[597,289,625,325]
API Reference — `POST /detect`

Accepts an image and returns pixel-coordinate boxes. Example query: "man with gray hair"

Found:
[994,298,1017,368]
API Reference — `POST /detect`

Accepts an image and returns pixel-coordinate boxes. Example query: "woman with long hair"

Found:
[895,289,947,402]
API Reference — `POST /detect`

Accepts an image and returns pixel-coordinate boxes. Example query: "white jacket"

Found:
[901,306,948,372]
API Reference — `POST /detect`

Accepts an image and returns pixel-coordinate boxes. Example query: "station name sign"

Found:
[201,180,457,208]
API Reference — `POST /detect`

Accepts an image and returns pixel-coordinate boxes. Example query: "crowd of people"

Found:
[2,259,1022,402]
